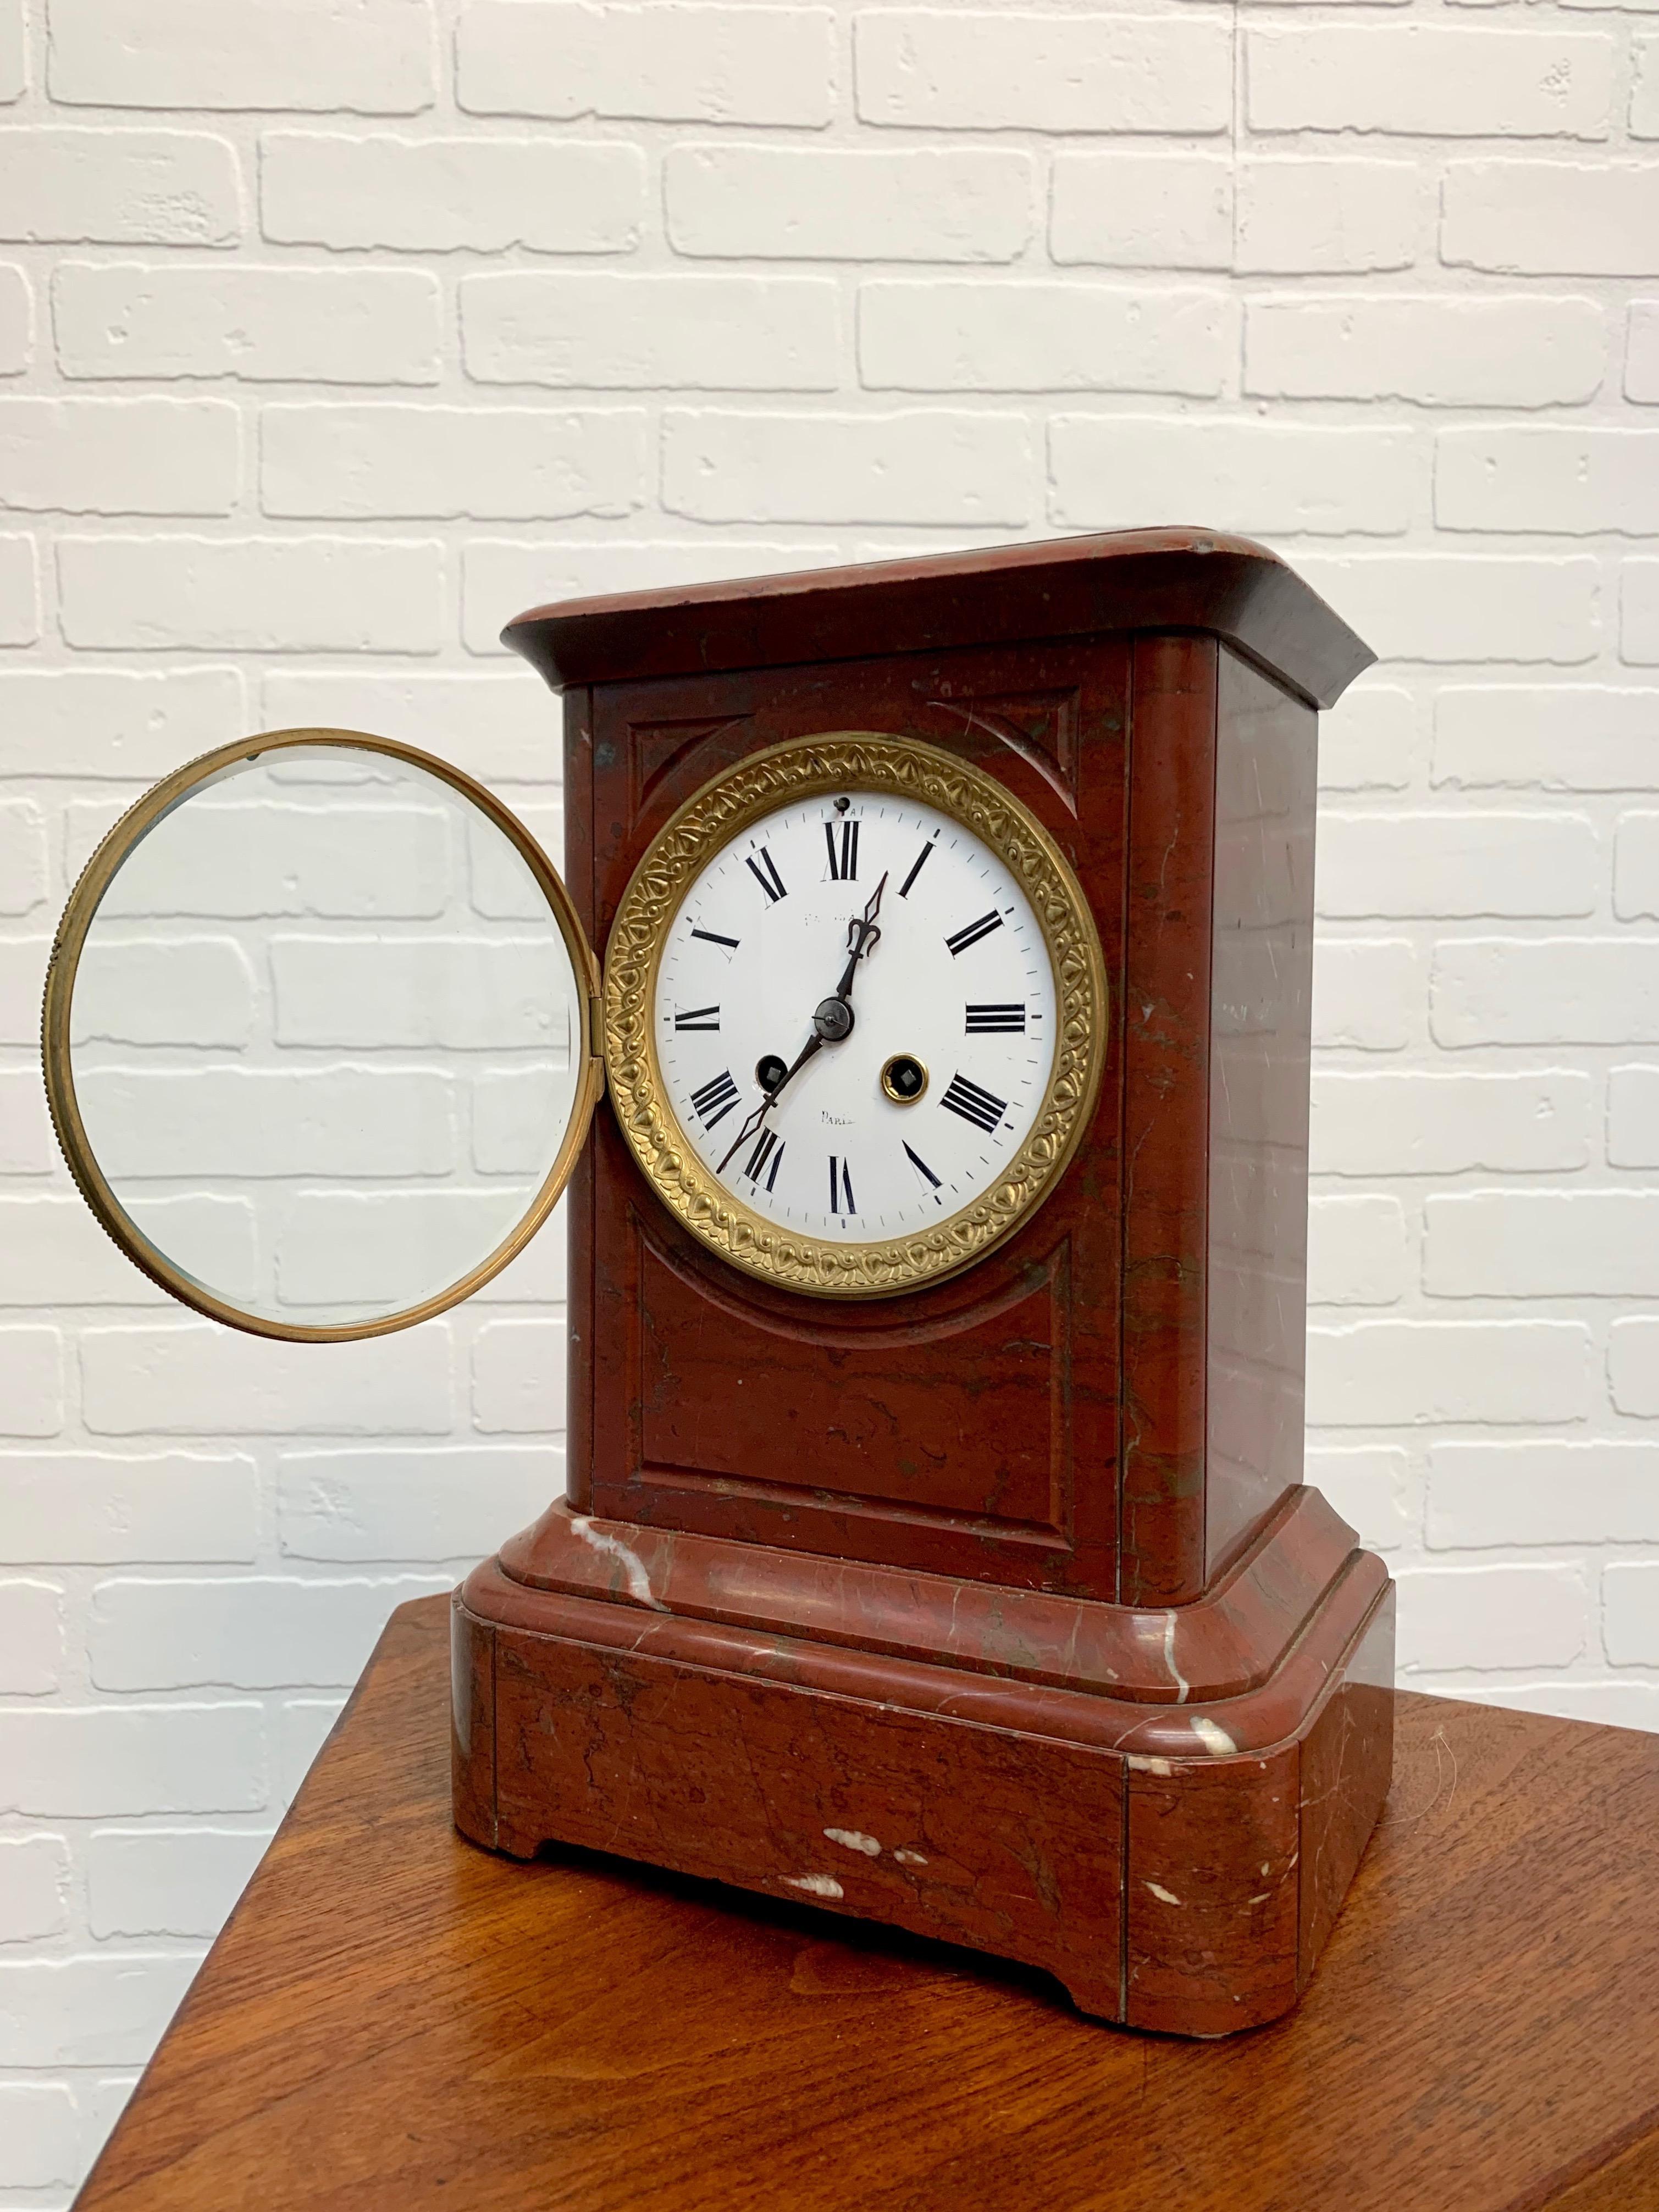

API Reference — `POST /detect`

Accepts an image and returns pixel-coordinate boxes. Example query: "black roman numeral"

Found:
[965,1002,1025,1033]
[690,926,739,951]
[673,1005,720,1033]
[743,1128,786,1193]
[828,1155,856,1215]
[903,1141,941,1190]
[824,819,859,882]
[941,1073,1007,1134]
[899,840,936,899]
[945,910,1003,956]
[746,847,787,903]
[689,1069,740,1130]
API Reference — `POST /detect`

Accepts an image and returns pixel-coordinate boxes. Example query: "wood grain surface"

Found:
[80,1596,1659,2212]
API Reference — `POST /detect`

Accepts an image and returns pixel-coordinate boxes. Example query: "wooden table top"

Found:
[78,1596,1659,2212]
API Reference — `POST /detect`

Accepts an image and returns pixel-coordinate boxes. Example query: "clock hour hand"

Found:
[832,871,888,1004]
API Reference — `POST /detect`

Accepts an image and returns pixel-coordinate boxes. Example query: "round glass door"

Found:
[42,729,602,1340]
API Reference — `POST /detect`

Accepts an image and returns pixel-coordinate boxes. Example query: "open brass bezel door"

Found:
[41,728,606,1344]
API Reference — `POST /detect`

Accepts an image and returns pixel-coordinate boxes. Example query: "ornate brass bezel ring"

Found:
[41,727,605,1345]
[602,731,1109,1301]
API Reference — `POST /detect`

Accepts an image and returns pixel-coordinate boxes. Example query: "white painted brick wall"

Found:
[45,0,440,115]
[854,12,1234,135]
[261,134,649,253]
[1234,159,1421,276]
[1245,25,1617,142]
[2,1,1658,2192]
[0,1837,69,1946]
[1625,562,1659,661]
[52,263,445,384]
[1246,296,1610,407]
[460,268,841,386]
[669,144,1036,260]
[1048,418,1414,535]
[258,401,649,520]
[85,1829,270,1941]
[1442,162,1659,276]
[456,2,838,126]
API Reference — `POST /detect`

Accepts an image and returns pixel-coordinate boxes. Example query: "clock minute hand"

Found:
[715,1030,822,1174]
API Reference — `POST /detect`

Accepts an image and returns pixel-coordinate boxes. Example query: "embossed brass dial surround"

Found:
[602,732,1109,1301]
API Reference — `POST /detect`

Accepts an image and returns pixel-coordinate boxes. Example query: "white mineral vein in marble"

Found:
[1145,1881,1182,1906]
[823,1827,881,1856]
[570,1516,666,1610]
[1190,1715,1236,1756]
[1162,1613,1190,1704]
[783,1873,845,1899]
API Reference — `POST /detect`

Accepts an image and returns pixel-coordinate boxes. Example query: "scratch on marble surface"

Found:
[1190,1716,1236,1756]
[824,1827,882,1857]
[570,1517,667,1612]
[1162,1614,1190,1704]
[1145,1881,1182,1906]
[783,1873,845,1899]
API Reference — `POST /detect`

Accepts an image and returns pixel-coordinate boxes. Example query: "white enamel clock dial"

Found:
[652,791,1059,1244]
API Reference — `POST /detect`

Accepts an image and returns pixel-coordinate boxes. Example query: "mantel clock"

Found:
[43,530,1392,2035]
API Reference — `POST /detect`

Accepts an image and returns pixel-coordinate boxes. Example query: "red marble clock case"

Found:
[452,530,1395,2037]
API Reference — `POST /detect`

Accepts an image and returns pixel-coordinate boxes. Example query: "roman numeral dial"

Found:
[941,1073,1008,1133]
[743,1128,786,1191]
[689,1069,739,1129]
[903,1141,941,1189]
[746,847,786,903]
[825,819,859,881]
[650,779,1067,1254]
[945,910,1003,956]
